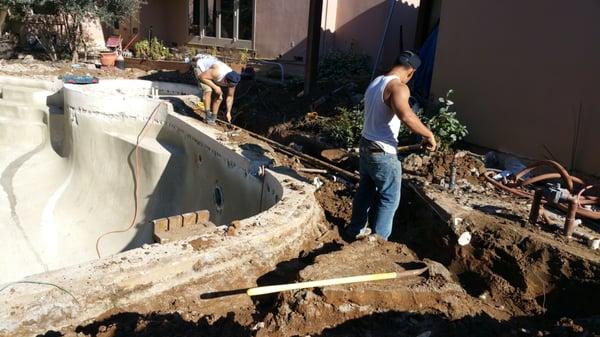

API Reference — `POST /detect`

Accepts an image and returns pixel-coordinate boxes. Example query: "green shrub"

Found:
[319,49,370,83]
[325,103,364,148]
[426,90,468,151]
[398,90,468,151]
[133,37,171,60]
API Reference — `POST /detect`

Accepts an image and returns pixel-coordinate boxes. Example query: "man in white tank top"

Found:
[345,51,436,241]
[192,54,241,124]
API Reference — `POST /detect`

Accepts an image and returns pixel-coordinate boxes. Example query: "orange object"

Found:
[100,51,118,66]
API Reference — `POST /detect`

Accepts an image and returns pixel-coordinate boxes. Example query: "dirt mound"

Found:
[315,179,355,229]
[403,151,486,186]
[257,239,490,337]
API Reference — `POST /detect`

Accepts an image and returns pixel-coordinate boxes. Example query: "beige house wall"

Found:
[138,0,189,47]
[123,0,421,63]
[254,0,311,60]
[431,0,600,175]
[333,0,420,68]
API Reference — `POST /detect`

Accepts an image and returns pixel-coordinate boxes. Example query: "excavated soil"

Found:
[41,149,600,337]
[8,61,599,336]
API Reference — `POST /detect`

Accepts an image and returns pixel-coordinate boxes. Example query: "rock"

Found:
[226,226,237,236]
[403,153,423,172]
[22,54,34,62]
[321,148,347,163]
[424,259,453,281]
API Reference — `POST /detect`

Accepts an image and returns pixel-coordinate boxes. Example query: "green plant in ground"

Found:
[238,48,250,64]
[397,90,467,151]
[426,90,468,151]
[325,102,364,148]
[133,37,171,60]
[319,49,370,84]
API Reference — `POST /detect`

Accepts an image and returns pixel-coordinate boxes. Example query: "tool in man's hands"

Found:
[397,144,423,153]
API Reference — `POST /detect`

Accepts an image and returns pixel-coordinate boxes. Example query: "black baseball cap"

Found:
[225,71,241,86]
[396,51,421,70]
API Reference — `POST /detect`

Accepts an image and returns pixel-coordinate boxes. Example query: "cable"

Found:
[95,102,163,258]
[0,281,79,305]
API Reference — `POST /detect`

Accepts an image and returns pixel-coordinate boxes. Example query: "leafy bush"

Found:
[133,37,172,60]
[318,49,370,83]
[398,90,468,151]
[426,90,468,151]
[325,102,364,148]
[238,48,250,64]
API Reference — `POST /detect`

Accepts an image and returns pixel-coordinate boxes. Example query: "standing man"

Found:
[345,51,437,241]
[192,54,241,124]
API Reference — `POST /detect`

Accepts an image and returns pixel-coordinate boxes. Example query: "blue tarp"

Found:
[411,23,439,104]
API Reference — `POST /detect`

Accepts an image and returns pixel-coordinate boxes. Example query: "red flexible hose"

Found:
[95,103,163,258]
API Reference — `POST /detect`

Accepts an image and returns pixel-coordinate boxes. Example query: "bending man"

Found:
[192,54,241,124]
[346,51,437,241]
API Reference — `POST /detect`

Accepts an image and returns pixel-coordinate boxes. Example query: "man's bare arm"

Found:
[388,82,437,151]
[225,86,236,122]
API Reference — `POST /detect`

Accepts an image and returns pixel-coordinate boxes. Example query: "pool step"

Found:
[0,100,48,122]
[0,117,46,144]
[0,85,54,106]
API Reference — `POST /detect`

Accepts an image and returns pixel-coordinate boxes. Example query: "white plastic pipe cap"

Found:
[458,232,472,246]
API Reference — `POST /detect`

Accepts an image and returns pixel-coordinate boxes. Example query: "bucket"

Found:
[115,54,125,70]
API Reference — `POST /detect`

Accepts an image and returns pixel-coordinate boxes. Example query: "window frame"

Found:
[190,0,255,50]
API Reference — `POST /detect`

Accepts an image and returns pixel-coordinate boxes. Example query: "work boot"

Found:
[205,111,216,125]
[343,226,371,242]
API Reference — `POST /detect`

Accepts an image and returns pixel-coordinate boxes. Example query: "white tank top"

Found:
[194,54,233,85]
[361,75,401,154]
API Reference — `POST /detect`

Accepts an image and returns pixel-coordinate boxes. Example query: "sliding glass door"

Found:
[190,0,254,49]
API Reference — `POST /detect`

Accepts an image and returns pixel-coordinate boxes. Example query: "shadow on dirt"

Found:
[68,311,249,337]
[38,309,600,337]
[308,310,600,337]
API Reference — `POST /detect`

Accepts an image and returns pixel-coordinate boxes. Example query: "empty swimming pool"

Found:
[0,78,281,284]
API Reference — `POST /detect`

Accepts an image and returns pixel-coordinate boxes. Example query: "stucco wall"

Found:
[431,0,600,175]
[334,0,420,68]
[139,0,189,47]
[254,0,311,59]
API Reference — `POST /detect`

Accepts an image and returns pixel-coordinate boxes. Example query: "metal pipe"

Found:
[448,158,457,191]
[564,198,579,238]
[371,0,398,80]
[529,190,543,225]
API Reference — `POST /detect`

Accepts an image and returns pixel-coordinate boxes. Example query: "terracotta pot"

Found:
[100,52,118,67]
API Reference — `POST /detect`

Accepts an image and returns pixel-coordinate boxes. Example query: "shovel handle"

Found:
[397,144,423,153]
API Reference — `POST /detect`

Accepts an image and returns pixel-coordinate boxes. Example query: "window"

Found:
[190,0,254,49]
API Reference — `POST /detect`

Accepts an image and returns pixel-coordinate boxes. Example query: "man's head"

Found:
[394,51,421,83]
[224,71,241,87]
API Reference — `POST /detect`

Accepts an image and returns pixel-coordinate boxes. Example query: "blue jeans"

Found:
[347,148,402,240]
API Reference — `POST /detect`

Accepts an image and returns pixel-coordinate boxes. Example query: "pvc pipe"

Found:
[371,0,398,80]
[247,267,428,296]
[253,59,285,83]
[298,168,328,174]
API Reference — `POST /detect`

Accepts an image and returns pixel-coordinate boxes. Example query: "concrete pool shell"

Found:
[0,77,323,336]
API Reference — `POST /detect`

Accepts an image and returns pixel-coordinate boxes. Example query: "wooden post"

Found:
[303,0,323,96]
